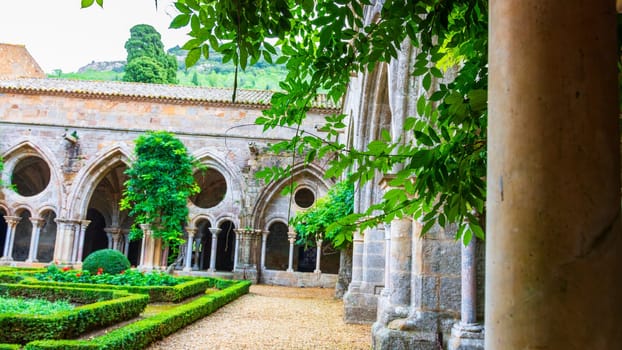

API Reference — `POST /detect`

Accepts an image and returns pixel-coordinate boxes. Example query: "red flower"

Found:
[97,267,104,275]
[62,266,71,272]
[120,270,125,274]
[76,272,82,277]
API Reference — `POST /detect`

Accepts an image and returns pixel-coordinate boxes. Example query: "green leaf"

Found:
[170,14,191,29]
[185,47,201,68]
[81,0,95,8]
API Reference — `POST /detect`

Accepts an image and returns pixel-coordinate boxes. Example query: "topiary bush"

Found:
[82,249,131,275]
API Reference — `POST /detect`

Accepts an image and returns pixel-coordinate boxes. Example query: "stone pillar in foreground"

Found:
[487,0,622,347]
[208,227,221,272]
[26,217,44,262]
[138,224,154,270]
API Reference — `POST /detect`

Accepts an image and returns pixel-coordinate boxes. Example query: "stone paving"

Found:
[147,284,371,350]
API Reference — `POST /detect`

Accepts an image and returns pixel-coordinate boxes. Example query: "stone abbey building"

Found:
[0,43,341,289]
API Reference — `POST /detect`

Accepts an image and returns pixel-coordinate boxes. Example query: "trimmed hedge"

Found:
[24,279,252,350]
[82,249,131,275]
[0,344,20,350]
[20,276,214,302]
[0,284,148,344]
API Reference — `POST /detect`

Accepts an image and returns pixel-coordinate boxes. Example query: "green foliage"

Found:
[35,266,181,287]
[170,0,488,244]
[123,56,169,84]
[82,249,131,275]
[120,131,201,246]
[0,296,73,316]
[291,182,354,250]
[123,24,178,84]
[22,279,250,350]
[0,284,147,344]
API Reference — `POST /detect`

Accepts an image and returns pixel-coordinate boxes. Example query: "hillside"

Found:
[49,46,288,91]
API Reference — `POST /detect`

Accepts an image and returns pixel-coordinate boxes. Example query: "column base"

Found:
[448,322,484,350]
[0,256,14,262]
[313,269,321,273]
[207,268,216,273]
[372,320,439,350]
[25,258,39,263]
[182,266,192,272]
[286,268,294,272]
[343,284,378,324]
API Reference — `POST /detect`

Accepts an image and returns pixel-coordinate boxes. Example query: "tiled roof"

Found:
[0,78,340,111]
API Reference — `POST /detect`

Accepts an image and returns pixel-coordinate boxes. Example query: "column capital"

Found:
[3,215,21,226]
[208,227,222,236]
[287,230,297,240]
[29,217,45,227]
[186,228,197,237]
[80,220,91,228]
[104,227,121,235]
[261,230,270,238]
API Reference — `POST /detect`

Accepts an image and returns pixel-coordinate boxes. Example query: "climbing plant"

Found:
[120,131,201,246]
[84,0,488,243]
[290,181,354,250]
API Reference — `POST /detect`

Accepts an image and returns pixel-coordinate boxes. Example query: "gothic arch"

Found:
[190,150,244,212]
[1,140,62,208]
[65,144,134,221]
[188,213,216,230]
[251,162,334,230]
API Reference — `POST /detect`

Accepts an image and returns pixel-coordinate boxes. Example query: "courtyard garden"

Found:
[0,249,251,350]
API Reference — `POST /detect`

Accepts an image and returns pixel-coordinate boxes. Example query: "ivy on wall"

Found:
[120,131,202,246]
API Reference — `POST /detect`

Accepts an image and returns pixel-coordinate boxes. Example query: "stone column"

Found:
[233,229,240,271]
[138,224,154,270]
[122,231,130,256]
[208,227,221,272]
[192,232,202,270]
[26,217,44,262]
[449,237,484,350]
[105,230,113,250]
[1,216,20,261]
[183,228,196,272]
[388,217,412,309]
[60,220,79,263]
[76,220,90,262]
[487,1,622,347]
[381,223,391,296]
[286,229,296,272]
[259,230,269,270]
[314,238,323,273]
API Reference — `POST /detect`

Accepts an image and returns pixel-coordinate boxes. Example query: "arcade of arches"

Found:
[0,47,341,289]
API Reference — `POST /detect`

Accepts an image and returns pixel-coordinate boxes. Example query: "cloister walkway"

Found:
[147,285,372,350]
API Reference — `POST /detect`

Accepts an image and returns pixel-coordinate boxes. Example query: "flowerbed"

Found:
[34,265,181,287]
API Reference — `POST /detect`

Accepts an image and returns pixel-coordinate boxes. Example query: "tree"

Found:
[191,71,200,86]
[291,181,354,250]
[120,131,201,246]
[85,0,488,243]
[123,24,178,84]
[123,56,169,84]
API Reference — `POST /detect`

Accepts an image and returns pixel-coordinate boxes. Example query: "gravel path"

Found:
[147,285,371,350]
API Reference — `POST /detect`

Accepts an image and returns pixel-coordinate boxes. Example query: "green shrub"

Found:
[82,249,131,275]
[23,279,251,350]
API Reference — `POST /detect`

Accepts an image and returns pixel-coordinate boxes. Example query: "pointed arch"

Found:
[251,162,334,230]
[0,139,62,207]
[65,144,134,220]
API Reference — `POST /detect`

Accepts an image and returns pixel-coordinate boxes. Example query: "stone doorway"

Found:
[83,208,108,259]
[216,221,235,271]
[37,210,57,262]
[12,210,32,261]
[265,222,289,270]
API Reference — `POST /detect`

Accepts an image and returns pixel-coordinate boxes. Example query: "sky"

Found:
[0,0,190,73]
